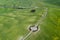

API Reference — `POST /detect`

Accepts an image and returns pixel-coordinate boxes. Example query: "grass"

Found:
[41,0,60,6]
[26,7,59,40]
[0,6,43,40]
[0,0,60,40]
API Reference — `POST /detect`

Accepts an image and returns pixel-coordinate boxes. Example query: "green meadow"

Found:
[0,0,60,40]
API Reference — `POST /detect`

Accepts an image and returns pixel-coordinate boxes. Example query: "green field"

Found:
[0,0,60,40]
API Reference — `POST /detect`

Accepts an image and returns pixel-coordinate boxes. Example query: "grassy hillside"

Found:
[42,0,60,6]
[27,7,59,40]
[0,0,60,40]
